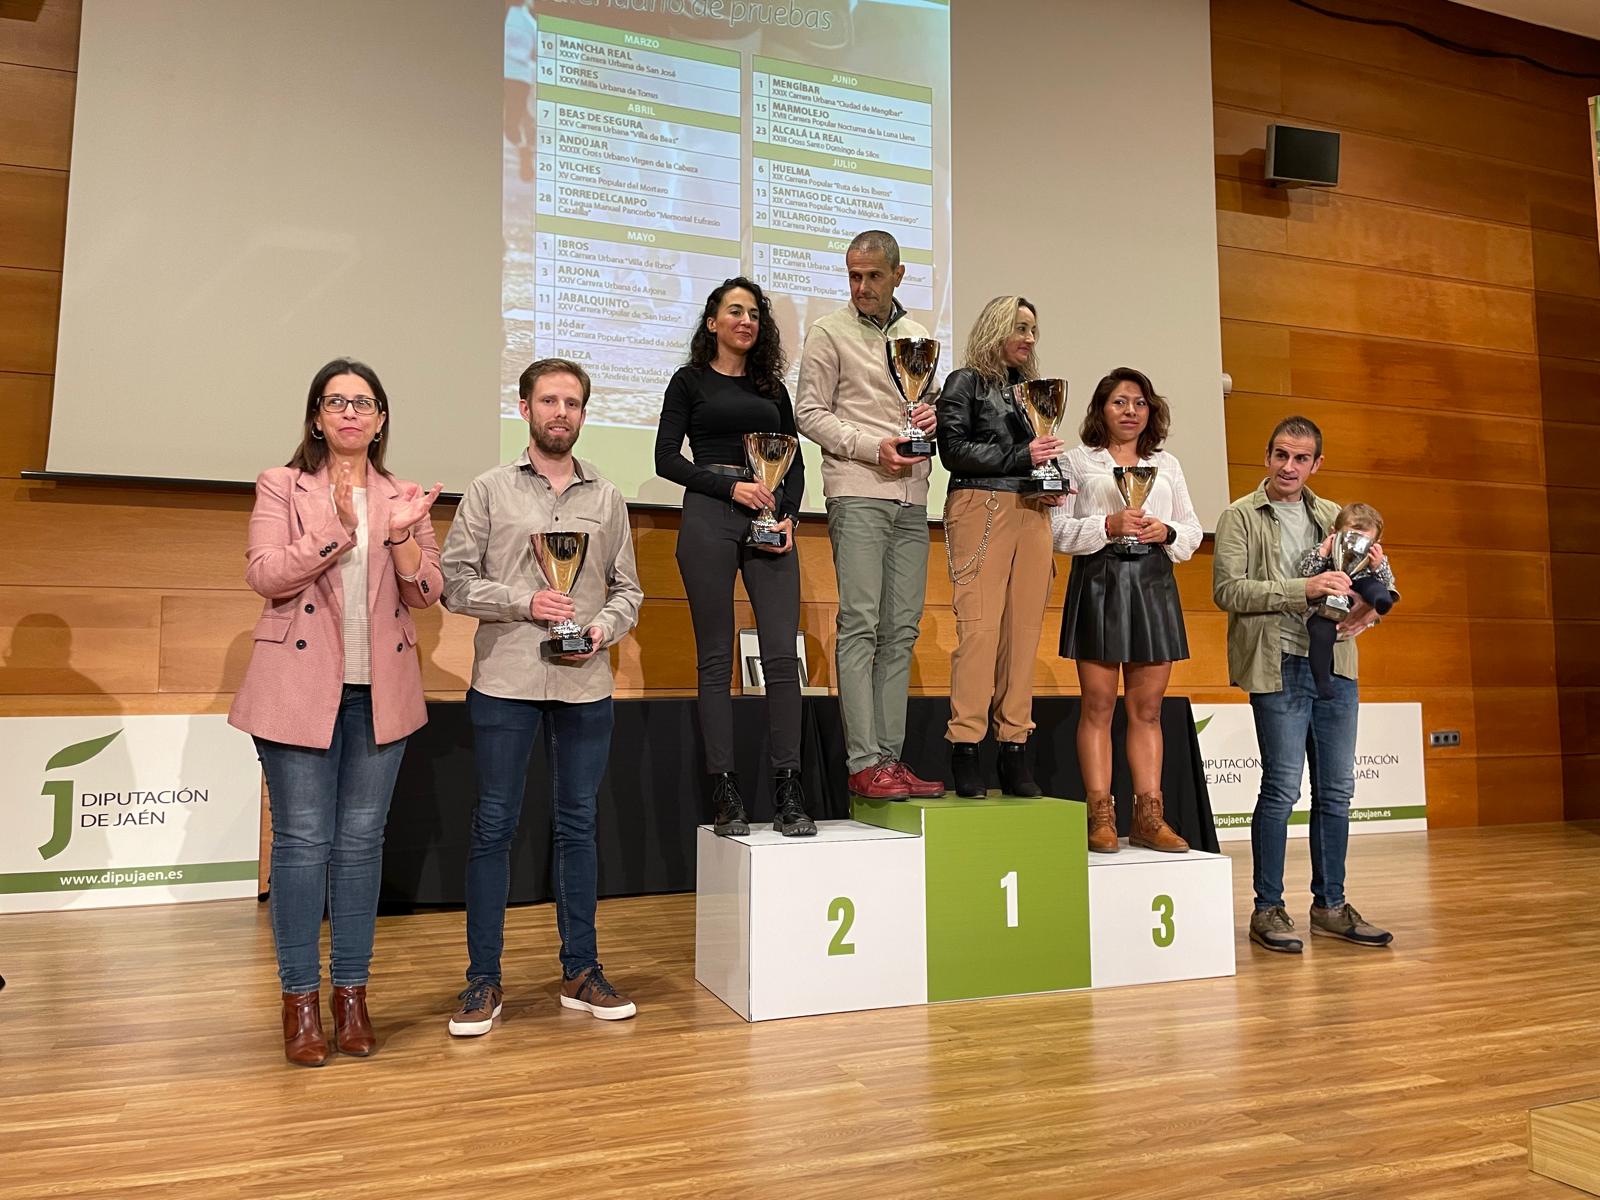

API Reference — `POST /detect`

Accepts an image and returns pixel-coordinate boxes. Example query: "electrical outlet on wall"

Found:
[1429,730,1461,748]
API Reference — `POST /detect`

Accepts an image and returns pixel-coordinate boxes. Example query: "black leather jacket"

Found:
[936,366,1037,492]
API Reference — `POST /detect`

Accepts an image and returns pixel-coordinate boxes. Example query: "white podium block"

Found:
[1088,843,1236,989]
[694,820,928,1021]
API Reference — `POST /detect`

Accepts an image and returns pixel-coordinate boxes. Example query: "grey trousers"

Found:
[825,496,929,773]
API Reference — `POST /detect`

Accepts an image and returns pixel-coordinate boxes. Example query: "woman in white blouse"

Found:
[1051,368,1202,855]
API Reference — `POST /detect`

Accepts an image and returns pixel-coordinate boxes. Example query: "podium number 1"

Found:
[827,896,856,956]
[1000,870,1019,927]
[1152,894,1175,948]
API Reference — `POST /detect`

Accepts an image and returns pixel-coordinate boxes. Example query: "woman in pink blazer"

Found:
[229,358,443,1067]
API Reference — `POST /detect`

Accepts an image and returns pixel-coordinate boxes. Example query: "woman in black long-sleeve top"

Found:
[936,295,1064,799]
[654,276,814,838]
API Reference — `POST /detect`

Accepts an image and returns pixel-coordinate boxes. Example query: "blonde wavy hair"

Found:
[963,295,1038,387]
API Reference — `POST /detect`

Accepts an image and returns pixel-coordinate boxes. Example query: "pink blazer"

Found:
[228,465,444,749]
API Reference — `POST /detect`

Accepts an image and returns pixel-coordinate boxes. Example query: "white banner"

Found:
[1,715,261,913]
[1194,702,1428,842]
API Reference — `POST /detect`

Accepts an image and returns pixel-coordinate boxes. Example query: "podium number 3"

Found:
[827,896,856,956]
[1000,870,1019,928]
[1152,894,1175,948]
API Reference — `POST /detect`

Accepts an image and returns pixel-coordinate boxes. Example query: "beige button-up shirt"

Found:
[441,450,642,703]
[794,299,933,506]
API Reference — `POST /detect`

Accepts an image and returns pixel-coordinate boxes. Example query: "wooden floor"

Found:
[4,825,1600,1199]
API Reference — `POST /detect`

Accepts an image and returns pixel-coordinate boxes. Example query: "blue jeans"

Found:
[464,688,613,984]
[1248,653,1359,912]
[256,685,407,993]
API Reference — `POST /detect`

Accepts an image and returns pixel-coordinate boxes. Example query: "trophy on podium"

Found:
[886,338,939,458]
[1312,529,1374,619]
[1111,466,1159,556]
[1013,378,1069,494]
[742,432,798,548]
[532,531,592,658]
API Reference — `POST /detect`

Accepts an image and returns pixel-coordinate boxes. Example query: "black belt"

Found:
[704,463,752,480]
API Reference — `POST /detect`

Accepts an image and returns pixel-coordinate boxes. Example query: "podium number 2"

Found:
[1152,894,1175,948]
[827,896,856,956]
[1000,870,1019,928]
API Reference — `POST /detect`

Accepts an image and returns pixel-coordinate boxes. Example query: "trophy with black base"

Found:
[742,432,798,549]
[1014,378,1069,494]
[1111,466,1159,556]
[886,337,938,458]
[532,531,592,658]
[1312,529,1374,620]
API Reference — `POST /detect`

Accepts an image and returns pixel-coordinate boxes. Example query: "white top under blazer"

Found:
[1049,445,1204,564]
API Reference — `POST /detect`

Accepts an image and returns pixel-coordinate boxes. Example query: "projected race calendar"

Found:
[500,0,952,505]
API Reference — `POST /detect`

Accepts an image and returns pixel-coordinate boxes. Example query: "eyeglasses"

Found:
[319,394,379,414]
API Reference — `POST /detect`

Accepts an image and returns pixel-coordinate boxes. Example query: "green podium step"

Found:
[852,794,1090,1002]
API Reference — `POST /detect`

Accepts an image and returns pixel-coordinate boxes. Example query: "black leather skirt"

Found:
[1059,545,1190,663]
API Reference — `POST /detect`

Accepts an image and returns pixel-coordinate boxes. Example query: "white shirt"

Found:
[1049,445,1204,563]
[340,488,372,685]
[505,6,535,83]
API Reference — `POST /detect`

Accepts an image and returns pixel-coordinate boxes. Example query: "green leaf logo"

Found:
[45,730,122,771]
[1194,716,1212,735]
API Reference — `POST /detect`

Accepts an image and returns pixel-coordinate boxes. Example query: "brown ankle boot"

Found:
[281,990,328,1067]
[331,985,375,1057]
[1131,791,1188,853]
[1086,791,1119,854]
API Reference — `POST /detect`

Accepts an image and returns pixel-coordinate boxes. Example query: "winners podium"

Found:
[695,793,1235,1022]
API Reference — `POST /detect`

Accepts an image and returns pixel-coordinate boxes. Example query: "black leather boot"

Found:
[711,772,749,837]
[949,743,984,798]
[772,769,816,837]
[997,741,1042,797]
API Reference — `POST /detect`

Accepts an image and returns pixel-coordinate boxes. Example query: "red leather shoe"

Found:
[890,761,946,799]
[847,762,910,800]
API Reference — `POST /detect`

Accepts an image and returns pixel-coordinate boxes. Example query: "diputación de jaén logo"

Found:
[38,730,122,861]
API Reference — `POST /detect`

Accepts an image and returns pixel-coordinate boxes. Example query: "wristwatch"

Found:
[1163,525,1177,545]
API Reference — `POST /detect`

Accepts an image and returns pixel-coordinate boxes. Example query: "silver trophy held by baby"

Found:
[886,337,939,458]
[1111,466,1159,556]
[1313,529,1375,620]
[532,530,593,659]
[742,432,798,548]
[1014,378,1069,494]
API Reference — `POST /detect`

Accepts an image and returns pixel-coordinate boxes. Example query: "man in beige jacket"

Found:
[795,230,942,800]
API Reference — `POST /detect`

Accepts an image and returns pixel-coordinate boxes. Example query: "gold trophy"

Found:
[886,337,939,458]
[742,432,798,548]
[1112,466,1159,556]
[1013,378,1068,494]
[531,531,592,658]
[1313,529,1374,619]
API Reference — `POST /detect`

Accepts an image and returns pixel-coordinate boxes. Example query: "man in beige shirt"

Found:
[440,358,643,1037]
[795,229,943,800]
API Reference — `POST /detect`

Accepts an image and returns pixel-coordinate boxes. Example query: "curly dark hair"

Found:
[1080,366,1170,460]
[687,276,787,398]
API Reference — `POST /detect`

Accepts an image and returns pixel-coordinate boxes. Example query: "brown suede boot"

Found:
[1086,791,1119,854]
[1131,791,1189,853]
[281,990,328,1067]
[331,985,376,1057]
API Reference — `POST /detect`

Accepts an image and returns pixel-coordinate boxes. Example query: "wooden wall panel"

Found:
[1215,35,1592,176]
[0,0,80,73]
[1224,391,1543,485]
[0,59,73,170]
[1214,105,1600,238]
[1220,247,1535,352]
[0,587,160,693]
[0,264,60,373]
[1217,179,1535,289]
[1211,0,1600,114]
[0,164,66,270]
[0,371,51,477]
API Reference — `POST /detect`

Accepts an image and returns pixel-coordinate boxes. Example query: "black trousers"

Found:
[676,490,802,773]
[1307,574,1393,694]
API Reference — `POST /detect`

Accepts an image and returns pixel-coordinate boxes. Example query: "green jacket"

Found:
[1211,478,1355,694]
